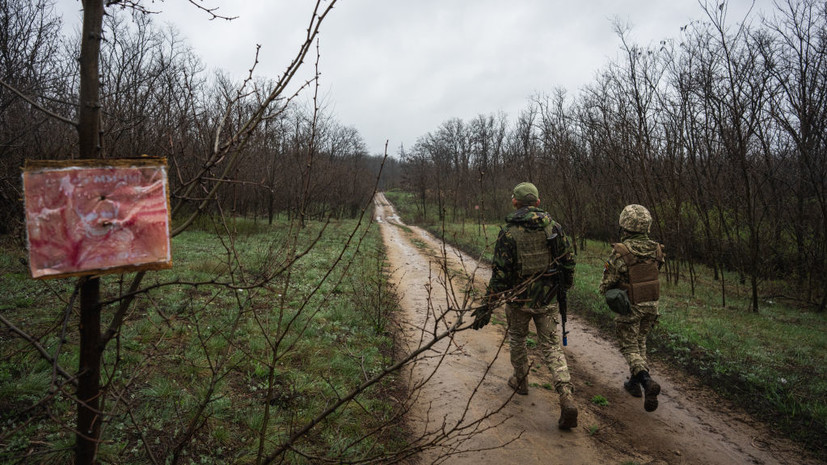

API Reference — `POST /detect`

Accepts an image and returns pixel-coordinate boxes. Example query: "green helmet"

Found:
[619,204,652,233]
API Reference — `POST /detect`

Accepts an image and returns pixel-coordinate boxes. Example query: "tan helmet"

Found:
[619,204,652,233]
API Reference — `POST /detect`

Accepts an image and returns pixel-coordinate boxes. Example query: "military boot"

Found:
[558,393,578,429]
[637,371,660,412]
[508,375,528,395]
[623,377,642,397]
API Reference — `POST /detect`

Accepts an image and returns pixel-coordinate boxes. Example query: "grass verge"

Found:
[0,216,405,463]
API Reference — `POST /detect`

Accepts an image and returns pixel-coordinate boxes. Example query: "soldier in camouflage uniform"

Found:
[599,204,665,412]
[471,182,578,429]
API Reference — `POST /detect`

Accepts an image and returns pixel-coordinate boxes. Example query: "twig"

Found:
[0,77,77,127]
[0,313,76,385]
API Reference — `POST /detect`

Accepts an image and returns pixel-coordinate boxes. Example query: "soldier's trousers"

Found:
[615,302,659,376]
[505,304,572,395]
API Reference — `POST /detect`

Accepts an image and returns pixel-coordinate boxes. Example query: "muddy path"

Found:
[374,193,821,465]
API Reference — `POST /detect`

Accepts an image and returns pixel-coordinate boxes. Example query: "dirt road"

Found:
[374,192,820,465]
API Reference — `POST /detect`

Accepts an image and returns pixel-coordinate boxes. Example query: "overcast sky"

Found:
[57,1,775,156]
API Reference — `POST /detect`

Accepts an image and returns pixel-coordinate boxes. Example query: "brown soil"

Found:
[374,193,822,465]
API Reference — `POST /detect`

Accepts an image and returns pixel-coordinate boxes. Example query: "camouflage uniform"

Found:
[599,233,663,376]
[599,204,665,412]
[486,206,576,396]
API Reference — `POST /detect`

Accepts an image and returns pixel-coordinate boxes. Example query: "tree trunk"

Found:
[76,1,104,463]
[77,277,102,464]
[78,0,103,159]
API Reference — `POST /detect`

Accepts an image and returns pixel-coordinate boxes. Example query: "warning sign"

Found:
[22,158,172,279]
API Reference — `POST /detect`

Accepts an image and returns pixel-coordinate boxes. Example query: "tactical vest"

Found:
[612,242,664,304]
[511,226,553,277]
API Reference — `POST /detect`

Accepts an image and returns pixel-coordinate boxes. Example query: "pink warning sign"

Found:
[23,158,172,279]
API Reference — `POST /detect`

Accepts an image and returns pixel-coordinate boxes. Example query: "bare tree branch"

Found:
[0,77,78,127]
[0,313,77,385]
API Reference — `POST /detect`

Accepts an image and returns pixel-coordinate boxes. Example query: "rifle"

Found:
[544,225,571,346]
[558,288,569,346]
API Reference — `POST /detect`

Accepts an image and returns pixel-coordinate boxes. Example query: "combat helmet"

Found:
[619,204,652,233]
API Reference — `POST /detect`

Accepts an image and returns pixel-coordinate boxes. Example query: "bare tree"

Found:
[395,0,826,312]
[1,1,526,463]
[762,0,827,310]
[0,0,72,235]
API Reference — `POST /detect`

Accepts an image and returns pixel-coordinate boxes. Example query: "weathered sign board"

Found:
[22,158,172,279]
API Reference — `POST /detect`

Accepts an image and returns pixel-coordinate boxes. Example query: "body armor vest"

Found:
[612,242,664,304]
[511,227,552,277]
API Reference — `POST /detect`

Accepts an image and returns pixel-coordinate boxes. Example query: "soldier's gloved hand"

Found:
[471,305,491,330]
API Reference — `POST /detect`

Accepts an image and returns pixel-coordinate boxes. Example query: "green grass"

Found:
[410,238,428,250]
[384,190,827,456]
[0,216,404,463]
[590,394,610,406]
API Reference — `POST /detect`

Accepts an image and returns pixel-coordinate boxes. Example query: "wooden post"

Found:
[76,277,101,464]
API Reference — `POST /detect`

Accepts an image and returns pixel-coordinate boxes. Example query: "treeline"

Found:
[398,1,827,312]
[0,0,396,236]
